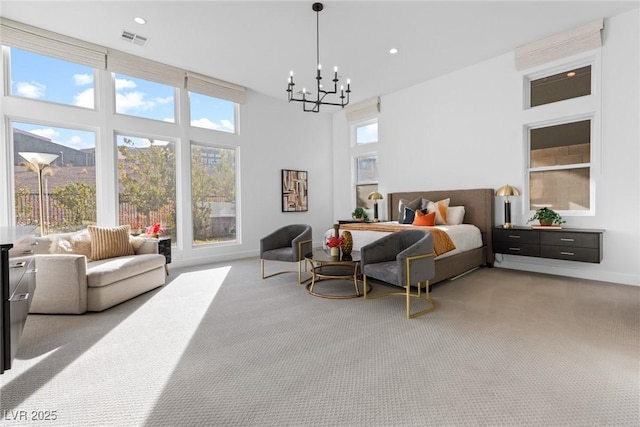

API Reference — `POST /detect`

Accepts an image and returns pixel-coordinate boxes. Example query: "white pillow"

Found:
[447,206,465,225]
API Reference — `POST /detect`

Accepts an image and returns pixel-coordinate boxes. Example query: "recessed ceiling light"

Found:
[134,17,147,25]
[389,48,399,55]
[566,71,576,77]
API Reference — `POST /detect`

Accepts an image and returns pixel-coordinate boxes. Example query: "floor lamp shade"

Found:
[495,185,520,229]
[18,152,59,236]
[368,191,383,222]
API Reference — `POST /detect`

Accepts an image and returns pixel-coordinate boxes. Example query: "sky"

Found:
[10,47,235,151]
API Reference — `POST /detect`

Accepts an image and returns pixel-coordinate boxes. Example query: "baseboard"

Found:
[494,257,639,286]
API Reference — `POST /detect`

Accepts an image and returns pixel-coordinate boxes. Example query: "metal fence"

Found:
[15,193,173,233]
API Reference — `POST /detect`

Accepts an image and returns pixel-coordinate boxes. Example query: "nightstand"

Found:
[493,226,604,263]
[158,237,172,274]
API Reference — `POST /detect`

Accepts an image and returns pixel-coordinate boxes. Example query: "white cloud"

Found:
[116,91,156,112]
[73,74,93,86]
[154,96,173,104]
[73,88,95,108]
[115,78,136,90]
[219,120,234,132]
[191,118,235,132]
[16,81,46,98]
[28,128,60,141]
[60,135,89,150]
[191,118,219,130]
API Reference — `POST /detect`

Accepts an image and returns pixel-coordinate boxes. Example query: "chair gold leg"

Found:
[261,258,311,284]
[407,281,437,319]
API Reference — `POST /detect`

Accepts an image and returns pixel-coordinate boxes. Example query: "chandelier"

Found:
[286,2,351,113]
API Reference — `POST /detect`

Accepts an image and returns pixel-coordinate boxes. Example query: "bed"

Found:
[330,188,495,285]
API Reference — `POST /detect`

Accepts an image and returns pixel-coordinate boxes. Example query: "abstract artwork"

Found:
[282,169,308,212]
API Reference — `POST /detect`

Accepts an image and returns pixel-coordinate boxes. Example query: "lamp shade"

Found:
[495,185,520,197]
[367,191,383,201]
[19,152,59,166]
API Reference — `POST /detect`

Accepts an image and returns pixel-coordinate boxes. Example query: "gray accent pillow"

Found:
[398,197,422,220]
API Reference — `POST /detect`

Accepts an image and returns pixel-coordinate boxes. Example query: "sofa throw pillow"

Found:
[88,225,134,261]
[49,229,93,259]
[398,197,422,221]
[129,236,148,252]
[447,206,466,225]
[427,198,450,225]
[412,210,436,226]
[402,206,429,224]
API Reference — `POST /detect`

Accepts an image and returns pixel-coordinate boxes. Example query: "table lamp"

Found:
[495,185,520,229]
[368,191,383,222]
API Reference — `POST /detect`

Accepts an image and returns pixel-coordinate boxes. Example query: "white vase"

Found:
[330,247,339,256]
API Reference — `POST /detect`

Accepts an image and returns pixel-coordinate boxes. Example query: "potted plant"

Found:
[351,207,369,222]
[528,207,565,226]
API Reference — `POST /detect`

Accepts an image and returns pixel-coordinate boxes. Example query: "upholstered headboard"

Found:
[387,188,495,264]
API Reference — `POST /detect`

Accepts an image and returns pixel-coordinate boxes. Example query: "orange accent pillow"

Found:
[412,210,436,226]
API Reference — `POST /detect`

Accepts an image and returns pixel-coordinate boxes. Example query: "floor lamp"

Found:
[495,184,520,229]
[19,152,59,236]
[368,191,383,222]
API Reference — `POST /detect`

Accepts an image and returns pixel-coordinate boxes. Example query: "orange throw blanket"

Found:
[339,223,456,256]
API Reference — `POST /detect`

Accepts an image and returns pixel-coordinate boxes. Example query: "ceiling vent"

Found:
[121,30,149,47]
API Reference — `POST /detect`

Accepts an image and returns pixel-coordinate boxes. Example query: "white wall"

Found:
[331,9,639,286]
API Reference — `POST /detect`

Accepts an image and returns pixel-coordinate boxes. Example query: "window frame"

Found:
[189,140,239,247]
[521,50,601,218]
[525,115,595,215]
[188,90,239,135]
[523,56,596,110]
[351,117,378,145]
[6,46,98,111]
[1,22,244,257]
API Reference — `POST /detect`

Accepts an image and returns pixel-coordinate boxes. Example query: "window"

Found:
[354,119,378,144]
[191,143,237,245]
[12,121,96,233]
[356,156,378,183]
[117,135,176,240]
[528,119,591,211]
[189,92,236,133]
[355,156,378,208]
[9,47,95,109]
[114,73,176,122]
[2,20,245,258]
[529,65,591,108]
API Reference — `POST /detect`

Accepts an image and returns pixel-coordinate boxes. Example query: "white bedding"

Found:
[324,222,483,260]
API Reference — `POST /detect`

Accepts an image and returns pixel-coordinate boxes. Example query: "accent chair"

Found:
[260,224,312,284]
[361,229,436,319]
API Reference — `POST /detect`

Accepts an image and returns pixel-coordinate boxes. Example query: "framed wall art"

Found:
[282,169,308,212]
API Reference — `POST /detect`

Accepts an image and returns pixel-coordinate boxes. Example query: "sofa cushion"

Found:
[88,225,134,261]
[87,254,166,288]
[49,229,92,259]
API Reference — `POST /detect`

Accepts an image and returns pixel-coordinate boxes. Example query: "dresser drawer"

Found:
[541,245,601,263]
[8,256,34,299]
[540,231,600,248]
[493,229,540,245]
[493,241,540,257]
[8,236,36,259]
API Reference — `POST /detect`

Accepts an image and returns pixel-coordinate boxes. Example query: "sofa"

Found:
[30,226,167,314]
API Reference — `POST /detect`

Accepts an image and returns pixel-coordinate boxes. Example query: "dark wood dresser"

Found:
[493,226,604,263]
[1,226,37,374]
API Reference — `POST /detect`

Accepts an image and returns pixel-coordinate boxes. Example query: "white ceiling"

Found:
[2,1,638,110]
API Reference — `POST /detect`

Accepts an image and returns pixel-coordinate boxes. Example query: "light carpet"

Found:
[1,258,638,426]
